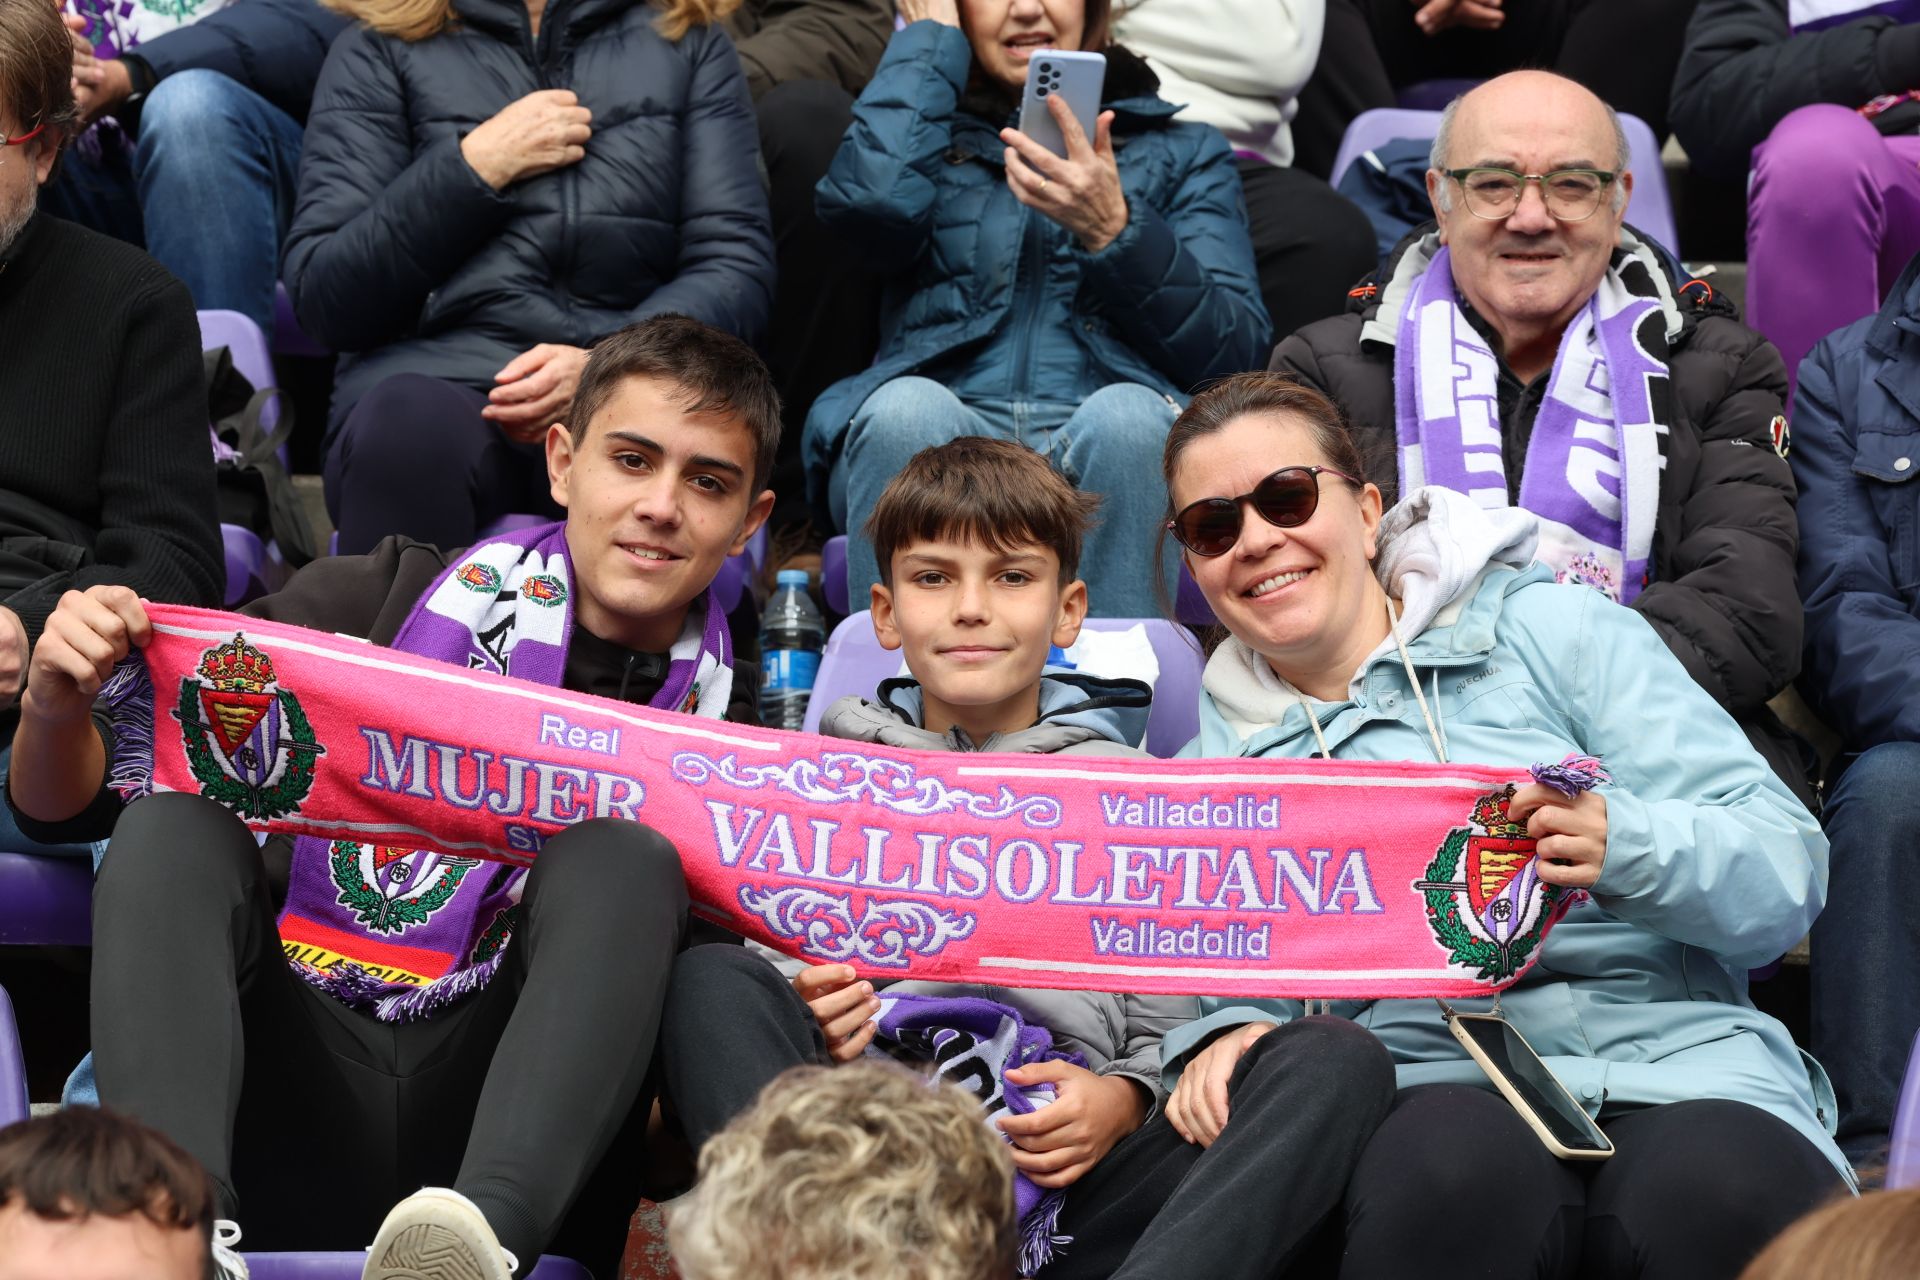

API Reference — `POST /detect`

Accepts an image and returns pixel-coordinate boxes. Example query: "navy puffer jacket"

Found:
[801,21,1269,505]
[283,0,775,435]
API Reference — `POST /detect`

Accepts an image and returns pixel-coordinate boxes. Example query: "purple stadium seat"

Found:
[0,985,27,1127]
[1395,78,1483,113]
[245,1255,590,1278]
[224,523,274,607]
[1888,1027,1920,1189]
[800,610,1204,757]
[198,309,282,436]
[0,850,92,947]
[1328,108,1680,259]
[272,282,331,359]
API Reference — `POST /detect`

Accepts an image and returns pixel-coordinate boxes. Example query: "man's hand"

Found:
[21,587,151,728]
[1165,1021,1274,1148]
[1509,783,1609,889]
[793,963,881,1062]
[460,90,592,191]
[998,1062,1146,1188]
[483,343,589,441]
[0,606,27,704]
[1001,99,1130,253]
[1413,0,1504,34]
[895,0,960,26]
[63,12,133,124]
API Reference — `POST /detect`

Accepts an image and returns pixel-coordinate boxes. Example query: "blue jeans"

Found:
[41,70,303,333]
[828,378,1180,617]
[1810,740,1920,1165]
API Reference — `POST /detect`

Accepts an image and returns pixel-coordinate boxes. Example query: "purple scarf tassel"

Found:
[1531,754,1612,796]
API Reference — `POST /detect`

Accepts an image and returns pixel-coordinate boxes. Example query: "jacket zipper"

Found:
[1007,210,1047,399]
[528,10,581,338]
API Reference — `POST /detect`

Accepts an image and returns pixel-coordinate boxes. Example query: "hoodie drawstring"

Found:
[1294,596,1450,765]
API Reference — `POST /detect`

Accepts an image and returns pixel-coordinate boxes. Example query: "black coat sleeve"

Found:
[1671,0,1920,180]
[2,272,221,647]
[280,28,518,352]
[126,0,352,124]
[727,0,892,97]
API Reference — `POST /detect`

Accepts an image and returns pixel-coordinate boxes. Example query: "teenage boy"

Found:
[660,438,1396,1279]
[5,315,777,1280]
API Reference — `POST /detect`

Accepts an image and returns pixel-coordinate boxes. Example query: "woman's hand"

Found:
[1165,1021,1275,1148]
[998,1062,1147,1188]
[1510,782,1608,889]
[1000,98,1130,253]
[895,0,961,26]
[793,963,881,1062]
[21,587,150,728]
[483,343,590,441]
[1412,0,1504,35]
[460,90,593,191]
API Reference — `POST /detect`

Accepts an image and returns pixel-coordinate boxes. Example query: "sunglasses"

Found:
[1166,465,1361,557]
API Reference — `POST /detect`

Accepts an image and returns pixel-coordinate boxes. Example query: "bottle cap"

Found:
[776,569,811,587]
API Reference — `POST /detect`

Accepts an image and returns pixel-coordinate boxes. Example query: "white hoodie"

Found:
[1110,0,1324,167]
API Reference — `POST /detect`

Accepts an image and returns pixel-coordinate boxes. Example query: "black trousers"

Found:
[1238,161,1380,342]
[660,946,1399,1280]
[91,792,692,1275]
[1292,0,1700,180]
[1303,1083,1848,1280]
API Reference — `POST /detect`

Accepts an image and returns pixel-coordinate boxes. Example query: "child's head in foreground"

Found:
[864,437,1101,742]
[1736,1188,1920,1280]
[668,1060,1017,1280]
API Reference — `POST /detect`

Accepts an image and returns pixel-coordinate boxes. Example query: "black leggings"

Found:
[90,792,692,1274]
[1311,1083,1848,1280]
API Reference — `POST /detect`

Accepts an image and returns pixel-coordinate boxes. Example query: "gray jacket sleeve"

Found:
[1101,993,1203,1107]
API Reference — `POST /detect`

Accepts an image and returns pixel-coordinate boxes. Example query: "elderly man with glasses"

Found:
[1272,70,1813,808]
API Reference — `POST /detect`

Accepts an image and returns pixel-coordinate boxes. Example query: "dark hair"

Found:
[0,0,77,158]
[0,1108,216,1263]
[565,314,783,494]
[865,437,1102,585]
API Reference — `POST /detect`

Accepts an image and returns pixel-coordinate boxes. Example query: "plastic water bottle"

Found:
[761,569,825,731]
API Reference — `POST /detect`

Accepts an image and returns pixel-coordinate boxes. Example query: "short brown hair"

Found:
[0,0,77,156]
[0,1108,216,1255]
[565,314,783,493]
[1737,1188,1920,1280]
[865,437,1101,585]
[669,1062,1017,1280]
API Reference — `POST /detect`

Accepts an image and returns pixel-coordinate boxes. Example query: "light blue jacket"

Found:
[1162,491,1849,1181]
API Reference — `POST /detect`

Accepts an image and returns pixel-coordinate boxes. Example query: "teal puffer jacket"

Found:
[1162,489,1850,1183]
[800,20,1270,506]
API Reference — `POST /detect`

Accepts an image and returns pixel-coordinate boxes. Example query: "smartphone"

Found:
[1446,1012,1615,1161]
[1018,50,1106,158]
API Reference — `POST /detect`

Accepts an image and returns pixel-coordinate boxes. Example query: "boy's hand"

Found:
[793,963,880,1062]
[998,1062,1146,1188]
[22,587,151,726]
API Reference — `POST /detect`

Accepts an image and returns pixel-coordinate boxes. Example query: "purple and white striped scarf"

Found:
[1791,0,1920,32]
[1393,244,1674,603]
[277,520,733,1022]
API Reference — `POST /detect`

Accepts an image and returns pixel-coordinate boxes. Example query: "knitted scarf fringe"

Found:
[290,949,509,1025]
[99,659,155,804]
[1019,1194,1072,1276]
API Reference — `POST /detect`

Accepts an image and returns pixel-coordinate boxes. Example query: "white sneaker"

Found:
[361,1188,520,1280]
[212,1220,250,1280]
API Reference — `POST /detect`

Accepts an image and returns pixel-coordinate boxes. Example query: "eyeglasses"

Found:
[1166,465,1361,557]
[0,122,43,168]
[1444,167,1618,222]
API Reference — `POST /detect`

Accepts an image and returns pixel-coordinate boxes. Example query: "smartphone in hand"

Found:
[1018,50,1106,158]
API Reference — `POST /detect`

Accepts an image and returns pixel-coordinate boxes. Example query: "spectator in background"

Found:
[1790,250,1920,1175]
[1290,0,1698,182]
[1738,1190,1920,1280]
[0,0,220,854]
[669,1062,1020,1280]
[1272,72,1816,806]
[286,0,775,555]
[0,1107,235,1280]
[46,0,349,335]
[805,0,1269,617]
[723,0,891,538]
[1672,0,1920,401]
[1110,0,1377,341]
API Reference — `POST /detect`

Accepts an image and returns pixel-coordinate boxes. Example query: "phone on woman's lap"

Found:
[1018,50,1105,157]
[1446,1011,1616,1161]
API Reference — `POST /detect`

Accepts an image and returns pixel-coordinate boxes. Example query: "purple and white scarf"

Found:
[1393,242,1675,603]
[1791,0,1920,32]
[874,993,1087,1275]
[171,521,732,1022]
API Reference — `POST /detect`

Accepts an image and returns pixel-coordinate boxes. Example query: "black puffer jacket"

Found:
[1671,0,1920,180]
[283,0,775,434]
[1271,226,1812,802]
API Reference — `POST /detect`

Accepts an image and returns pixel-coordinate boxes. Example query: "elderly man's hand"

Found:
[460,90,592,191]
[484,343,589,441]
[1000,97,1130,253]
[1413,0,1505,34]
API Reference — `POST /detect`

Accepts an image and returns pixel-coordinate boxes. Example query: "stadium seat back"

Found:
[0,984,26,1127]
[0,849,93,948]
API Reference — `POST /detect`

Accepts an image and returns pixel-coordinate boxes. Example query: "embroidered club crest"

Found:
[328,840,481,935]
[1414,785,1563,984]
[1769,414,1790,460]
[175,633,325,820]
[455,562,502,593]
[520,573,566,607]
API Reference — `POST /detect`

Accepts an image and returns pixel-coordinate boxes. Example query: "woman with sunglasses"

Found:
[1155,372,1850,1278]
